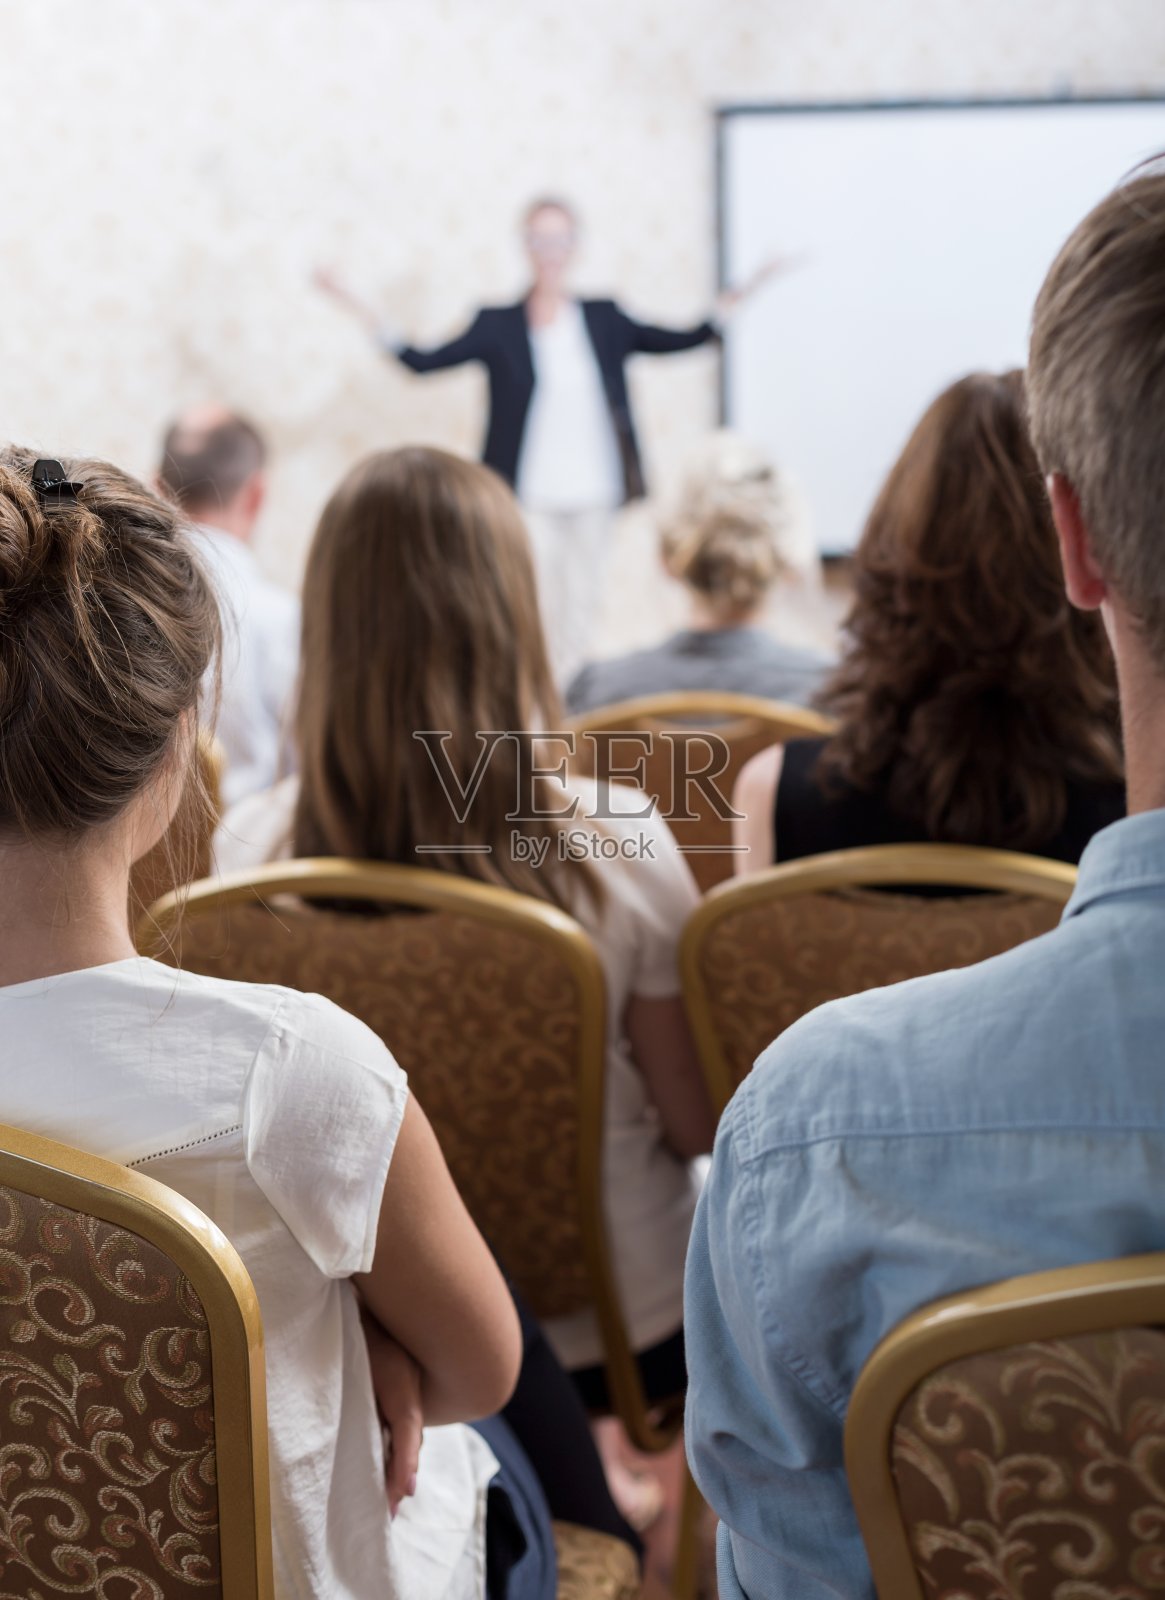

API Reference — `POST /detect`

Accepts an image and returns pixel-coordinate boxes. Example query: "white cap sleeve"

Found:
[627,812,700,998]
[564,776,702,1001]
[242,992,409,1279]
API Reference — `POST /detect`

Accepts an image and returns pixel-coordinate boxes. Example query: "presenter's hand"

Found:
[312,263,350,302]
[312,265,383,335]
[715,252,806,320]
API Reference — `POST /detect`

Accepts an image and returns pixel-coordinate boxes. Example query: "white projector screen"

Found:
[719,99,1165,555]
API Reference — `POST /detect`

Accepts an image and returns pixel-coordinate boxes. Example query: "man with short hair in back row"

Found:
[684,163,1165,1598]
[158,406,300,808]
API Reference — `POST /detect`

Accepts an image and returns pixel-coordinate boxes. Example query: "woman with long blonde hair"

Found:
[222,446,717,1403]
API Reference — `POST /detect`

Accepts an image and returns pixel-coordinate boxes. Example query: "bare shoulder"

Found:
[735,743,785,810]
[731,744,785,876]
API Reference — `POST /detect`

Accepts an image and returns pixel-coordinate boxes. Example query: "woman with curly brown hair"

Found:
[733,370,1125,870]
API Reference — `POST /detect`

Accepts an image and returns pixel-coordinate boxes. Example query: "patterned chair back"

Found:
[0,1124,271,1600]
[567,692,835,892]
[680,843,1076,1112]
[131,734,224,922]
[846,1254,1165,1600]
[140,860,613,1327]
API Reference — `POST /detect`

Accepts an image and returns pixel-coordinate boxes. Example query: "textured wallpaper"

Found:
[1,0,1163,582]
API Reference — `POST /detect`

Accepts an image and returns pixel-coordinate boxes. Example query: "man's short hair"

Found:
[158,411,267,515]
[1027,161,1165,662]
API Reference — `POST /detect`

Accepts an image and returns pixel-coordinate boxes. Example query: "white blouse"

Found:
[0,958,497,1600]
[516,300,624,514]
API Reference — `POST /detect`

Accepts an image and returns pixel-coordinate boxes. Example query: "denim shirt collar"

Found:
[1064,807,1165,920]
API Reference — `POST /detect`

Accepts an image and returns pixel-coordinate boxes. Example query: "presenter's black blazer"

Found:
[395,298,719,502]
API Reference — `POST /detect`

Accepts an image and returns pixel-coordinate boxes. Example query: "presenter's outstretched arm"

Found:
[313,266,386,336]
[622,252,802,352]
[714,251,805,321]
[313,265,487,371]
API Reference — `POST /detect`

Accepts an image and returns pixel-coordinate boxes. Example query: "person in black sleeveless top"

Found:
[770,736,1124,864]
[734,370,1125,870]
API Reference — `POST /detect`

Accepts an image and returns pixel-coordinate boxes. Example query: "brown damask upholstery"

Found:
[157,899,593,1322]
[891,1329,1165,1598]
[553,1522,641,1600]
[0,1184,221,1596]
[696,885,1061,1099]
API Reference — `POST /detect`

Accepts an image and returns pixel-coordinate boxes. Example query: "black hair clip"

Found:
[31,459,83,510]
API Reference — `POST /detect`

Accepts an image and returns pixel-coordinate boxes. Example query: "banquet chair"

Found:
[140,859,694,1598]
[680,842,1076,1113]
[846,1253,1165,1600]
[0,1122,273,1599]
[567,691,835,891]
[0,1122,641,1600]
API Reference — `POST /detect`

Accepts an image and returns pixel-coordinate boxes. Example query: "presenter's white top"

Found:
[517,300,624,514]
[217,773,704,1369]
[194,526,301,809]
[0,957,498,1600]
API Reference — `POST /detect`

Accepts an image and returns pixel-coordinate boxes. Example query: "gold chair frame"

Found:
[846,1253,1165,1600]
[566,690,836,743]
[679,843,1077,1113]
[0,1122,273,1600]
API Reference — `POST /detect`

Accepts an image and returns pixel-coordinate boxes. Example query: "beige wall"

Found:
[1,0,1162,581]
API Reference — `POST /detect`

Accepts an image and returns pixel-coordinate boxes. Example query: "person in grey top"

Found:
[565,432,831,714]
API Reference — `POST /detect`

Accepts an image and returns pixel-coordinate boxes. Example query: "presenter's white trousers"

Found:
[525,507,616,690]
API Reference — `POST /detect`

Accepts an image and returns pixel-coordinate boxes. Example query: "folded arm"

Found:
[355,1096,522,1425]
[313,267,487,371]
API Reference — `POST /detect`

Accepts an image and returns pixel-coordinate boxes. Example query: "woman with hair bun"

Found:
[0,444,626,1600]
[733,371,1126,871]
[565,431,831,714]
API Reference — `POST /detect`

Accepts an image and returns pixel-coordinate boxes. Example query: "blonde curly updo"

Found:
[660,432,797,620]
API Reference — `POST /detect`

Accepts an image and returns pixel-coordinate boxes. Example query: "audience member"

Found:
[0,444,629,1600]
[218,445,718,1403]
[733,369,1125,871]
[157,405,299,807]
[566,431,829,714]
[685,168,1165,1599]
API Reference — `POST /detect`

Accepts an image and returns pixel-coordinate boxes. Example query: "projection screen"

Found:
[717,98,1165,554]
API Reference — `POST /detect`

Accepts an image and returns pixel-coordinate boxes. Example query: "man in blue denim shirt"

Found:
[684,164,1165,1600]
